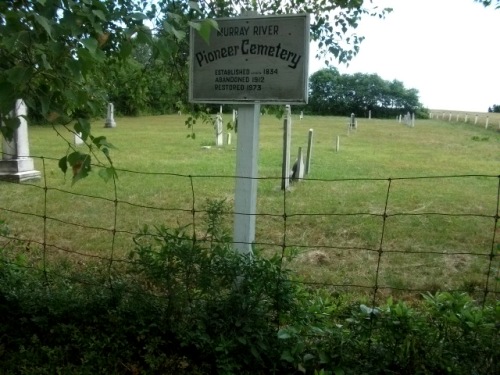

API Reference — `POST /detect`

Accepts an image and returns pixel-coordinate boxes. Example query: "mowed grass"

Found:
[1,113,499,298]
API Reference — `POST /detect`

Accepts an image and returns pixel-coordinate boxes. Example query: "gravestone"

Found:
[485,116,489,129]
[0,100,41,182]
[290,147,304,182]
[411,113,415,127]
[300,111,304,120]
[215,114,224,146]
[368,110,372,119]
[74,132,84,145]
[474,115,478,125]
[226,132,232,145]
[305,129,313,175]
[336,135,340,152]
[104,103,116,128]
[348,113,357,133]
[465,113,469,123]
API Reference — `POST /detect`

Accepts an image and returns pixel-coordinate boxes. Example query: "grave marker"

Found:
[215,114,224,146]
[0,100,41,182]
[290,147,304,182]
[74,132,84,145]
[474,115,478,125]
[305,129,313,175]
[104,103,116,128]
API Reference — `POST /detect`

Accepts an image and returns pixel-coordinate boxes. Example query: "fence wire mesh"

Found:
[0,154,498,317]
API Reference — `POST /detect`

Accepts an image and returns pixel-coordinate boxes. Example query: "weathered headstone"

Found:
[465,113,469,123]
[226,132,232,145]
[485,116,489,129]
[290,147,304,182]
[448,113,452,121]
[411,113,415,127]
[0,100,41,182]
[300,111,304,120]
[368,110,372,119]
[474,115,478,125]
[398,114,402,123]
[104,102,116,128]
[215,114,223,146]
[305,129,313,175]
[336,135,340,152]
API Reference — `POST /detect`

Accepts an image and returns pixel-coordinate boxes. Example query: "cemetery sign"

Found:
[189,14,309,104]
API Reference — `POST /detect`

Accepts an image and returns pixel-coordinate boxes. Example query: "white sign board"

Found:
[189,14,309,104]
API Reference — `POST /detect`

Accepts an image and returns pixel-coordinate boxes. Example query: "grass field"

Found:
[1,113,499,300]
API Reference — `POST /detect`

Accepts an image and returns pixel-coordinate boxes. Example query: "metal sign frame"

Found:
[189,14,309,104]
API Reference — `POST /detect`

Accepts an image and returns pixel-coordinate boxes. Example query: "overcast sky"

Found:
[309,0,500,112]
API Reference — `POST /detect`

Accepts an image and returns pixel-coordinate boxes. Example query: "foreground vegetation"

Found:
[0,219,498,374]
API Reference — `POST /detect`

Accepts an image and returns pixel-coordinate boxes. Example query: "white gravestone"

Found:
[0,100,41,182]
[485,116,489,129]
[74,132,84,145]
[300,111,304,120]
[104,103,116,128]
[215,114,223,146]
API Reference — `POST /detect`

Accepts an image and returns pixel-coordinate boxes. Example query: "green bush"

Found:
[0,210,498,374]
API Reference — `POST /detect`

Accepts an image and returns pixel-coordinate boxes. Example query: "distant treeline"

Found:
[488,104,500,113]
[306,68,428,119]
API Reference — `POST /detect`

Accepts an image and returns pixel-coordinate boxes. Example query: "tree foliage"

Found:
[308,68,428,118]
[0,0,392,180]
[488,104,500,113]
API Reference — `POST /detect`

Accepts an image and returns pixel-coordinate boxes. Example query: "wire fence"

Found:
[0,154,498,312]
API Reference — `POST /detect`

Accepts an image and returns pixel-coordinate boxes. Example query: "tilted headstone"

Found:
[0,99,41,182]
[104,103,116,128]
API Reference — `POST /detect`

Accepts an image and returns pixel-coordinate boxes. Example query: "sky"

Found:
[309,0,500,112]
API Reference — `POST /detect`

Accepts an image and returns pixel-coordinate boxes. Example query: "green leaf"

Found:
[81,38,98,53]
[74,118,91,141]
[189,1,201,12]
[277,329,292,339]
[7,66,30,86]
[98,167,116,182]
[58,156,68,174]
[34,14,53,39]
[92,10,106,21]
[280,350,294,363]
[198,19,218,44]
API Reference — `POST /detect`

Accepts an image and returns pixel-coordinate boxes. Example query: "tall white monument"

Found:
[0,100,41,182]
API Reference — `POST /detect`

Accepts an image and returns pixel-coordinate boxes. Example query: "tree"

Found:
[1,1,392,181]
[475,0,500,9]
[308,69,427,118]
